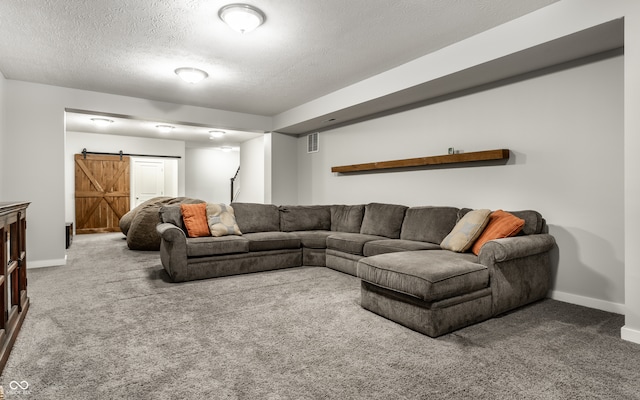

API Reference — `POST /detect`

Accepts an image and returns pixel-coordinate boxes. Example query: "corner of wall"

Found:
[270,132,299,205]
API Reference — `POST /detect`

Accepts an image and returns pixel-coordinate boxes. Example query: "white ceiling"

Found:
[64,110,262,148]
[0,0,559,145]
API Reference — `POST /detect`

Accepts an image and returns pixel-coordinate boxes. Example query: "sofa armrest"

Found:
[478,234,556,264]
[478,234,556,316]
[157,222,186,242]
[156,222,188,282]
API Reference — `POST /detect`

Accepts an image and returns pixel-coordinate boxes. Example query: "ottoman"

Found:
[357,250,493,337]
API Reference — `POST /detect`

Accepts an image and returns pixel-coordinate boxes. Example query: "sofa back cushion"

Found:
[360,203,408,239]
[159,204,187,233]
[279,205,331,232]
[230,202,280,233]
[400,206,460,244]
[458,208,545,235]
[331,204,365,233]
[509,210,546,235]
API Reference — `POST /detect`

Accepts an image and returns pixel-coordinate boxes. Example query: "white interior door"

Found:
[133,160,165,207]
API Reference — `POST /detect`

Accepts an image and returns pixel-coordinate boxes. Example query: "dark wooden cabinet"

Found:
[0,202,30,373]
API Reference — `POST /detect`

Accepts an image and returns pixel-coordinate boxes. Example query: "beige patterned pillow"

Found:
[206,203,242,237]
[440,209,491,252]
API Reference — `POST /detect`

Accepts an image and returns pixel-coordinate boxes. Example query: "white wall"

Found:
[0,72,5,199]
[65,130,186,225]
[623,4,640,344]
[264,134,272,204]
[1,80,271,267]
[270,132,298,205]
[237,136,266,203]
[298,55,624,311]
[185,147,240,203]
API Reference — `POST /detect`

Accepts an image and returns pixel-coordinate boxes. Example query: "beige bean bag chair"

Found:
[120,196,204,250]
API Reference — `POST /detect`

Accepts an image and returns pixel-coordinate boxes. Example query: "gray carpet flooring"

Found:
[1,233,640,399]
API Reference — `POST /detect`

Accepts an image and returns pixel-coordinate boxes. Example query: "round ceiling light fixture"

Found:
[175,67,209,84]
[209,130,226,139]
[91,117,114,127]
[156,124,175,133]
[218,4,266,33]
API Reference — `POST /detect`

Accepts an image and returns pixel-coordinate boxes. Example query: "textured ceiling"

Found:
[0,0,559,119]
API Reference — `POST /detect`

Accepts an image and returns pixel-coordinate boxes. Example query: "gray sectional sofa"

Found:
[156,202,556,337]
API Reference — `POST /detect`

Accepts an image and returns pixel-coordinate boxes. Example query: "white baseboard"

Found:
[28,258,67,269]
[621,326,640,345]
[549,290,625,315]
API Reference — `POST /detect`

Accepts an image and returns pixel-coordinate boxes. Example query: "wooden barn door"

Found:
[75,154,130,234]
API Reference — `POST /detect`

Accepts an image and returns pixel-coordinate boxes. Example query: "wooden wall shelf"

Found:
[331,149,510,173]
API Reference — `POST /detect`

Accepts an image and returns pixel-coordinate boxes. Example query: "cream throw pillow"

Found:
[206,203,242,237]
[440,209,492,252]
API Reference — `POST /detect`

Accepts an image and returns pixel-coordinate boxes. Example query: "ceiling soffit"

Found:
[275,19,625,136]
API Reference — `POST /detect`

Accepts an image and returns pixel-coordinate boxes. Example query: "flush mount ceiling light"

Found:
[90,118,114,127]
[209,130,225,139]
[174,67,209,84]
[218,4,266,33]
[156,124,175,133]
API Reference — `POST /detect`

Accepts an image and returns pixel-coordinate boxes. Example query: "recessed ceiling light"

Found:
[209,130,225,139]
[174,67,209,84]
[91,118,114,127]
[156,124,175,133]
[219,4,266,33]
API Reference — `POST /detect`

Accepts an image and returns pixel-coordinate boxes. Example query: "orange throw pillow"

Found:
[471,210,525,255]
[181,203,210,237]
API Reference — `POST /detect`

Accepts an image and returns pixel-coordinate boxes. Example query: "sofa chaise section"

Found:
[356,209,556,337]
[358,250,492,337]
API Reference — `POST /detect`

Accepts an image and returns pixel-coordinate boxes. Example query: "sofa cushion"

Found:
[363,239,441,257]
[186,236,249,257]
[360,203,408,239]
[509,210,545,235]
[326,232,387,256]
[242,232,301,252]
[292,231,333,249]
[400,206,459,244]
[279,205,331,231]
[331,204,365,233]
[357,251,488,302]
[471,210,525,255]
[441,209,491,252]
[231,202,280,233]
[181,203,211,238]
[159,204,186,232]
[206,203,242,237]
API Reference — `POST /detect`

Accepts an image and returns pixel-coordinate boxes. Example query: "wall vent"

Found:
[307,132,319,153]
